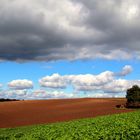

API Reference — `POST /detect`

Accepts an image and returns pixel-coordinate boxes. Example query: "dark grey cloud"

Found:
[0,0,140,61]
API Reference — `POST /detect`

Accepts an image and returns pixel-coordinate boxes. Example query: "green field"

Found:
[0,111,140,140]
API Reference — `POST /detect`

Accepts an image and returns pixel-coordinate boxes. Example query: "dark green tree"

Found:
[126,85,140,107]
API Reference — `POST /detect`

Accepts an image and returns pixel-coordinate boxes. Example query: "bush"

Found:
[126,85,140,108]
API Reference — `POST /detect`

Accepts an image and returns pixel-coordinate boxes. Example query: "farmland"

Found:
[0,111,140,140]
[0,98,133,128]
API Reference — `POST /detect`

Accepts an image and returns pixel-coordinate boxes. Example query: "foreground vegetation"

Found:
[0,111,140,140]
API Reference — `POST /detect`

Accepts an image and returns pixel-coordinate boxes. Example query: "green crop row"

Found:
[0,111,140,140]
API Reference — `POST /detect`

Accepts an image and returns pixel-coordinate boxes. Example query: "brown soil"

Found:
[0,98,133,128]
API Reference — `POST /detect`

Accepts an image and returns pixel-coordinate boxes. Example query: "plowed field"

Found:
[0,98,133,128]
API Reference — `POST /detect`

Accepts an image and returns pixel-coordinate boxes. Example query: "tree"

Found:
[126,85,140,108]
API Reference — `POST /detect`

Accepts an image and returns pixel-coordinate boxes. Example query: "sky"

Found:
[0,0,140,99]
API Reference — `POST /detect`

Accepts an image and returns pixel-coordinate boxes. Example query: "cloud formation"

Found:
[0,84,2,88]
[0,89,75,100]
[39,65,140,94]
[30,90,75,99]
[8,79,33,90]
[39,73,67,89]
[0,0,140,61]
[116,65,133,76]
[0,65,139,99]
[0,89,27,99]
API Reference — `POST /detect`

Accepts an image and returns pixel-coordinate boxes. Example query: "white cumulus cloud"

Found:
[39,73,67,89]
[8,79,33,90]
[39,65,140,95]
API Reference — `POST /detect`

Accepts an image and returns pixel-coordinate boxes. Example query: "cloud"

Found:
[0,89,27,99]
[8,79,33,90]
[67,71,114,91]
[116,65,133,76]
[0,65,139,99]
[39,65,140,94]
[29,90,75,99]
[0,83,2,88]
[39,71,114,90]
[102,79,140,93]
[0,89,75,99]
[0,0,140,62]
[86,93,115,98]
[39,73,67,89]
